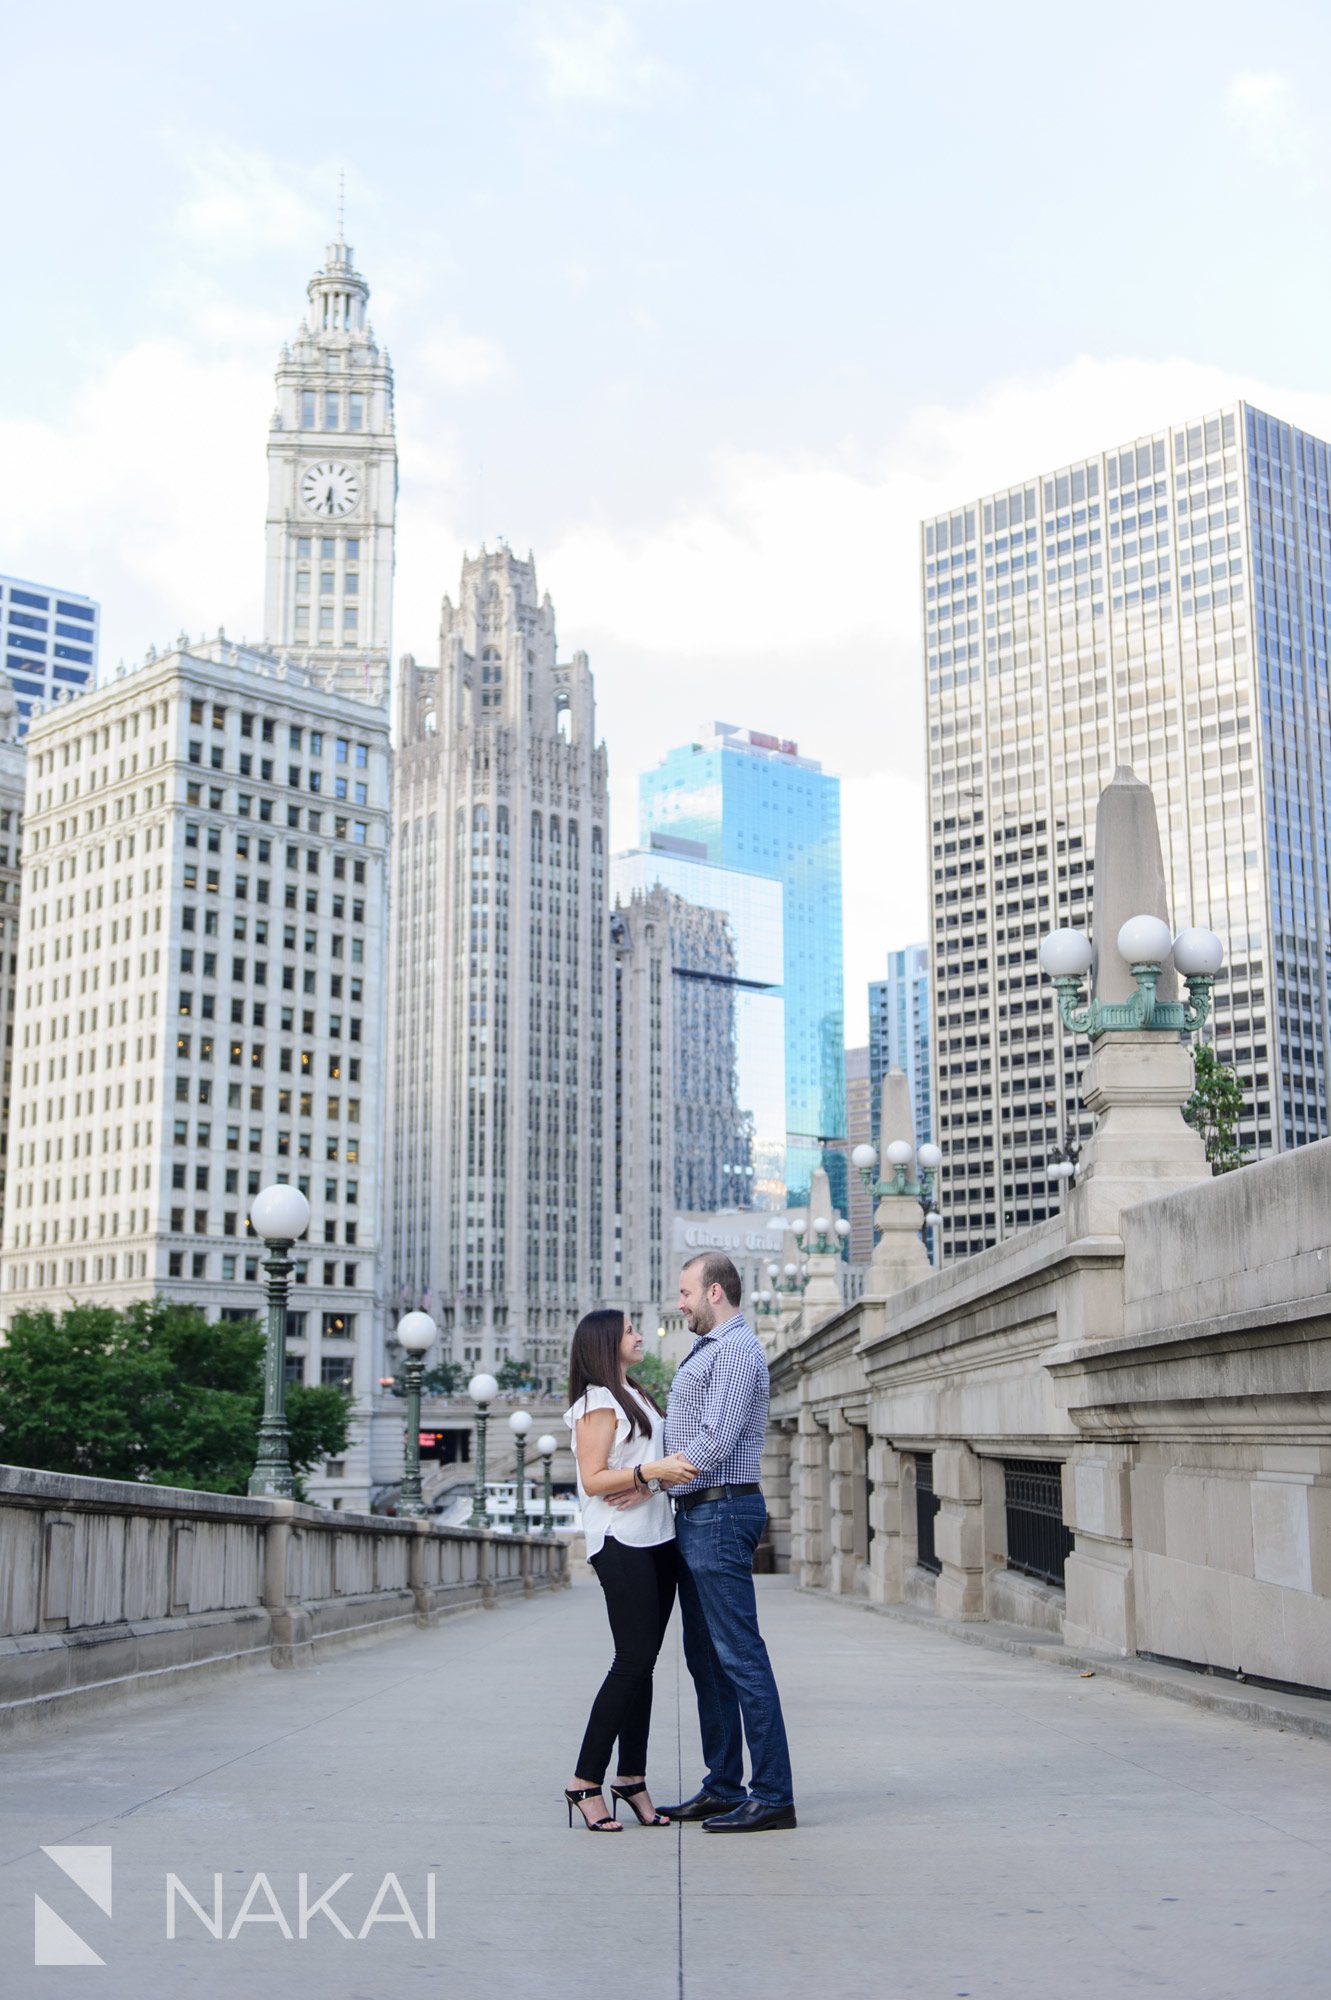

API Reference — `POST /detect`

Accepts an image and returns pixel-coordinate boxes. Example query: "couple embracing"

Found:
[562,1253,796,1835]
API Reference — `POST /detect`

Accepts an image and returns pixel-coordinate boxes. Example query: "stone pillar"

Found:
[1061,1445,1136,1655]
[933,1443,985,1620]
[760,1422,795,1573]
[262,1504,315,1667]
[793,1407,829,1589]
[866,1437,904,1604]
[826,1409,860,1595]
[798,1167,846,1340]
[1065,1032,1208,1241]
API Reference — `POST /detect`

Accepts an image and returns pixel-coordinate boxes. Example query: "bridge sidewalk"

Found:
[1,1577,1328,1999]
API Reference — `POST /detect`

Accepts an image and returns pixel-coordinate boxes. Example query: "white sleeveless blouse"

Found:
[562,1383,676,1560]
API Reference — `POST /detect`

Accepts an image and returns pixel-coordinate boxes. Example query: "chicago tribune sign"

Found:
[679,1220,785,1256]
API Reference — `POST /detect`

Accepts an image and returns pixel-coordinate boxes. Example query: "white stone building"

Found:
[263,234,396,703]
[0,678,25,1228]
[0,644,390,1508]
[387,548,611,1389]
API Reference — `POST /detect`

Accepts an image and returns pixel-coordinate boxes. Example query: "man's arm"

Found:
[671,1340,765,1476]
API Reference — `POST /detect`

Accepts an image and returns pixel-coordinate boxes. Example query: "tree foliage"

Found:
[1183,1044,1247,1175]
[496,1357,540,1392]
[0,1298,351,1495]
[387,1360,465,1399]
[629,1349,677,1404]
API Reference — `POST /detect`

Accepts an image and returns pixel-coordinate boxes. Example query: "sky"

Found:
[4,0,1331,1041]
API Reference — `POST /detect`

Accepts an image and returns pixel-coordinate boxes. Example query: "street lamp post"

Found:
[395,1311,437,1519]
[537,1433,557,1535]
[247,1183,311,1499]
[1039,918,1224,1039]
[509,1409,533,1534]
[467,1372,499,1528]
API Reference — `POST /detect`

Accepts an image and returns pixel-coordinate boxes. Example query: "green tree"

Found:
[0,1299,352,1495]
[496,1356,540,1392]
[387,1360,464,1399]
[1183,1044,1247,1175]
[629,1350,677,1405]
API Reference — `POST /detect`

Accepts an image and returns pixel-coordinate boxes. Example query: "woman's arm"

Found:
[576,1409,695,1494]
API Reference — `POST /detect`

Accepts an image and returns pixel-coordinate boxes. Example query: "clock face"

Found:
[301,462,361,518]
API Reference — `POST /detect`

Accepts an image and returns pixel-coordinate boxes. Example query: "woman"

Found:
[563,1309,694,1832]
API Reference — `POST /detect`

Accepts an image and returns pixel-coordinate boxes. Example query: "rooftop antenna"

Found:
[336,168,346,242]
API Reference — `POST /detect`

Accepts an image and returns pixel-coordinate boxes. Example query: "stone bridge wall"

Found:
[767,1137,1331,1693]
[0,1466,567,1726]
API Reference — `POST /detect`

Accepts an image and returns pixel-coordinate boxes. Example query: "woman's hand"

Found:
[649,1454,700,1489]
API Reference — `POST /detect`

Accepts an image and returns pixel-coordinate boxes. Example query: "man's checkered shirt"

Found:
[663,1312,769,1496]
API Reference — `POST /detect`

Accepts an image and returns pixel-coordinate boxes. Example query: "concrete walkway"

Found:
[1,1577,1328,1999]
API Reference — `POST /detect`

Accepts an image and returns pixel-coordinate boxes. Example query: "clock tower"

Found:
[263,234,396,702]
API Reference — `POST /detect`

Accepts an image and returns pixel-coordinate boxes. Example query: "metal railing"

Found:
[1003,1458,1073,1586]
[914,1452,941,1574]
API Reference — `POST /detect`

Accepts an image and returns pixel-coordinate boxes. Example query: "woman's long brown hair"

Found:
[567,1309,662,1441]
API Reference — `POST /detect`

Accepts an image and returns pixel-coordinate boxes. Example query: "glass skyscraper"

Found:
[639,724,844,1208]
[925,402,1331,1257]
[611,835,786,1208]
[0,574,98,732]
[869,943,931,1154]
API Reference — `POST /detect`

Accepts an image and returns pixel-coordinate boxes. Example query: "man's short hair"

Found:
[683,1251,742,1308]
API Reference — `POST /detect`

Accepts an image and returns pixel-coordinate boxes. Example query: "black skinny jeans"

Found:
[575,1536,678,1784]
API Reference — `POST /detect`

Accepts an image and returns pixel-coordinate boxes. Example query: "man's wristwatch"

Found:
[634,1465,662,1495]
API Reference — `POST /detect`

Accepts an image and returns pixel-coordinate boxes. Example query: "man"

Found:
[657,1252,796,1832]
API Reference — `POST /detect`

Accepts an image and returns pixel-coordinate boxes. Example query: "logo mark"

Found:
[35,1846,112,1966]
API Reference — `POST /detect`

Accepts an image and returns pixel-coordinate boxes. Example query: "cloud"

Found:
[0,340,269,667]
[1224,72,1316,176]
[172,144,342,258]
[11,317,1331,1020]
[539,353,1331,1009]
[417,329,508,389]
[526,5,670,104]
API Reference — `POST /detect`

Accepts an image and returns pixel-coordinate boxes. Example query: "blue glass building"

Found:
[639,723,844,1208]
[0,574,98,732]
[869,943,931,1154]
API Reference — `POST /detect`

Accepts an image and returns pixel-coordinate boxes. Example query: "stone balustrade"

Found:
[766,1135,1331,1695]
[0,1466,567,1726]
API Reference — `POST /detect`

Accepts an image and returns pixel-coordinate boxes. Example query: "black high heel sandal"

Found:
[611,1781,671,1826]
[565,1785,620,1831]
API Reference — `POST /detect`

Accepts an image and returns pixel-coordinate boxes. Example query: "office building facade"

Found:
[926,401,1329,1255]
[0,575,98,732]
[0,642,391,1507]
[610,884,752,1323]
[611,836,785,1209]
[639,724,844,1209]
[387,548,611,1386]
[844,1045,873,1263]
[869,943,931,1155]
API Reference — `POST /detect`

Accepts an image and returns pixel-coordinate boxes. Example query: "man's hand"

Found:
[604,1488,649,1512]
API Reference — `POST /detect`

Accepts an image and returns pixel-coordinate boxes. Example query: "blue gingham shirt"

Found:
[663,1312,769,1496]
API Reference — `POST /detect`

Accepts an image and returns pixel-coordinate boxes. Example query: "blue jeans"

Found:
[675,1492,794,1808]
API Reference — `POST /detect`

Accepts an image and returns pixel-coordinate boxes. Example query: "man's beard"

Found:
[688,1298,718,1334]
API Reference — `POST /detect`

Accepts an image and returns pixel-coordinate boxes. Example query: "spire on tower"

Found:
[336,167,346,244]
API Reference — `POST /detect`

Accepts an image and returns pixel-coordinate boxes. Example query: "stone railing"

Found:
[763,1136,1331,1695]
[0,1466,567,1727]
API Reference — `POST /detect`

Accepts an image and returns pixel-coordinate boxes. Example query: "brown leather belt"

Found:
[674,1482,762,1514]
